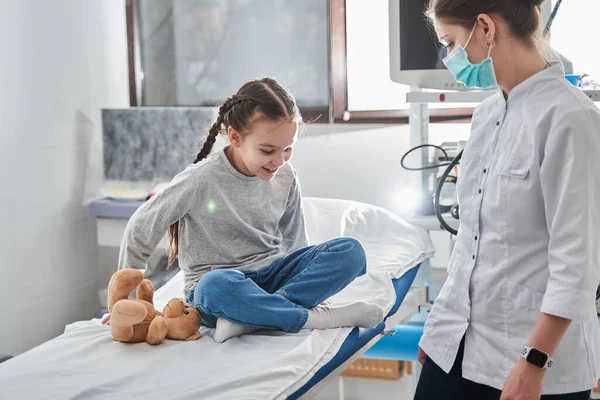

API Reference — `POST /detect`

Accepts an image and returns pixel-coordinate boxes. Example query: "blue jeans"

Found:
[187,237,367,333]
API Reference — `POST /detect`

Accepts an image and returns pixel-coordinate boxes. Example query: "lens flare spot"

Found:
[207,200,216,213]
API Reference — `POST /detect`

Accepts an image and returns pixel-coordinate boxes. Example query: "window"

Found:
[548,0,600,82]
[126,0,595,124]
[345,0,478,115]
[130,0,330,121]
[346,0,405,112]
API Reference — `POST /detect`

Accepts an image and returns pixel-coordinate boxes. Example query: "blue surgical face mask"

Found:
[443,23,497,89]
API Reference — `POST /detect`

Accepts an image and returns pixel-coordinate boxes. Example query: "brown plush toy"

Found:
[107,269,202,345]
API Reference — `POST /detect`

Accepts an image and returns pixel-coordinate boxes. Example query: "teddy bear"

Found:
[107,269,202,345]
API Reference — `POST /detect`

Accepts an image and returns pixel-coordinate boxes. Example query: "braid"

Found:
[168,96,246,268]
[193,97,245,164]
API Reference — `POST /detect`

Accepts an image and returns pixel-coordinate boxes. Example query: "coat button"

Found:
[478,189,482,194]
[474,236,478,241]
[472,255,475,260]
[483,168,487,173]
[496,121,500,126]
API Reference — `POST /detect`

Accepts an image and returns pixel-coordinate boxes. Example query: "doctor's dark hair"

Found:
[427,0,546,43]
[167,77,302,266]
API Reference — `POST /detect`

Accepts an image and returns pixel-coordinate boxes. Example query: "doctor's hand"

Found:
[418,347,426,365]
[500,358,545,400]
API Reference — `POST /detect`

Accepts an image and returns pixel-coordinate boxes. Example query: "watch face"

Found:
[527,348,548,367]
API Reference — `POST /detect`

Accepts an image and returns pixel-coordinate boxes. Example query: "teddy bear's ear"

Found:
[185,331,201,341]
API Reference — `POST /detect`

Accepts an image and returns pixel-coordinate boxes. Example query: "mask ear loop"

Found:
[464,22,478,50]
[486,38,496,58]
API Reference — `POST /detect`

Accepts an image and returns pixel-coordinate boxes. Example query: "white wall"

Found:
[0,0,128,356]
[293,123,471,216]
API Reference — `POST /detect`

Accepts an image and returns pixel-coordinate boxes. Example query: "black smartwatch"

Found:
[521,346,553,369]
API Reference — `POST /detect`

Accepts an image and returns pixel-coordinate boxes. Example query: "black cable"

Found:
[434,149,463,235]
[401,144,452,171]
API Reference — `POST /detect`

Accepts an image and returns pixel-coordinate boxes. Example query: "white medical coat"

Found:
[419,62,600,394]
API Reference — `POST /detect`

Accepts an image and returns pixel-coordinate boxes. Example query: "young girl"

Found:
[106,78,383,343]
[416,0,600,399]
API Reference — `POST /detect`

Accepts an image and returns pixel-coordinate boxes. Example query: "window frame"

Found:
[125,0,473,124]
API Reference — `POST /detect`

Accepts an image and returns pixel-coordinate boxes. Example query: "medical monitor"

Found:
[388,0,553,90]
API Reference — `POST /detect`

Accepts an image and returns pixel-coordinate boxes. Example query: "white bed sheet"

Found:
[0,197,433,400]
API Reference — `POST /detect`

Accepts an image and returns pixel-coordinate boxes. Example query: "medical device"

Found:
[388,0,466,91]
[400,141,464,219]
[433,150,462,235]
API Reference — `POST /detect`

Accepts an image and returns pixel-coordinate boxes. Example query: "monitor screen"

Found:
[399,0,447,71]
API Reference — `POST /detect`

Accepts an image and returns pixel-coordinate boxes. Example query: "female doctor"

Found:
[415,0,600,399]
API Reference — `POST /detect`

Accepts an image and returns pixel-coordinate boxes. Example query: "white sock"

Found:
[213,317,258,343]
[303,302,385,330]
